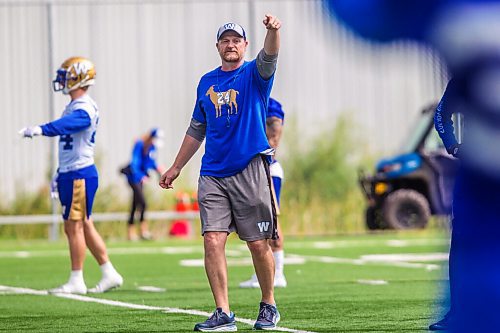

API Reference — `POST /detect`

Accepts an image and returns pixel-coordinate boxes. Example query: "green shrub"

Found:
[279,114,371,235]
[0,186,52,239]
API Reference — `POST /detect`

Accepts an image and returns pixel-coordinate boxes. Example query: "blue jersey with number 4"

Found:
[40,94,99,179]
[192,60,274,177]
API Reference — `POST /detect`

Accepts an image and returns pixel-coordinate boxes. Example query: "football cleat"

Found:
[48,281,87,295]
[88,272,123,293]
[273,273,287,288]
[239,274,259,289]
[239,274,287,288]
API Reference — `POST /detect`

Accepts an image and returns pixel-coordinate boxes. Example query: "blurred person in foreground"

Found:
[240,97,287,289]
[324,1,500,331]
[19,57,123,294]
[431,76,500,331]
[159,15,281,331]
[121,128,164,241]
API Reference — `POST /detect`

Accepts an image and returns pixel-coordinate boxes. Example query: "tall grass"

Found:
[0,187,52,239]
[279,114,372,235]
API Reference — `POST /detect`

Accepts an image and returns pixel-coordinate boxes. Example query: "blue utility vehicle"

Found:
[359,104,459,229]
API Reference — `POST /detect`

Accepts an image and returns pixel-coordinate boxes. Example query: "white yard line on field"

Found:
[0,246,242,258]
[0,285,48,295]
[180,253,441,270]
[357,279,389,285]
[0,245,444,271]
[360,253,449,262]
[231,238,450,252]
[137,285,166,292]
[0,237,449,259]
[180,256,306,267]
[286,254,442,271]
[0,285,316,333]
[310,238,450,249]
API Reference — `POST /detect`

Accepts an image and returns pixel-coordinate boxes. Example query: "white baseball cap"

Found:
[216,22,247,41]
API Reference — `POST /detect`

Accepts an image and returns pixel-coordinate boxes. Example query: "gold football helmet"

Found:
[53,57,96,94]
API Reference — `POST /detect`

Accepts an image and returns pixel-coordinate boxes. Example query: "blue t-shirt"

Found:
[192,60,274,177]
[127,140,159,184]
[268,97,285,122]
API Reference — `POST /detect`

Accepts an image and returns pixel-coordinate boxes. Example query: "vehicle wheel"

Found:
[365,206,381,230]
[382,189,431,229]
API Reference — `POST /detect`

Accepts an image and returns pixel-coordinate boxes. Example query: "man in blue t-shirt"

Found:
[160,14,282,332]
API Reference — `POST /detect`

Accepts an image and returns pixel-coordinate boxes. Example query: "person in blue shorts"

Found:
[240,97,287,289]
[121,128,164,241]
[160,15,282,332]
[19,57,123,295]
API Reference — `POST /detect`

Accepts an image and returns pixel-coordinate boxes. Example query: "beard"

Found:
[222,51,241,63]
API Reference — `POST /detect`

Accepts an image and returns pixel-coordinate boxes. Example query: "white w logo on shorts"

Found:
[257,221,270,232]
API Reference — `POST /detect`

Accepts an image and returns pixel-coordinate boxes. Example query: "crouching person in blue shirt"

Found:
[121,128,164,241]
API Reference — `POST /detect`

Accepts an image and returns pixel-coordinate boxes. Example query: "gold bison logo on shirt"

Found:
[206,85,239,118]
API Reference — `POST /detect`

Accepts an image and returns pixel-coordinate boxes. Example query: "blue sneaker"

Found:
[194,308,237,332]
[253,302,280,330]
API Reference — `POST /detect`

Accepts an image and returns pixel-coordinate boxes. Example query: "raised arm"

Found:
[256,14,281,80]
[263,14,281,56]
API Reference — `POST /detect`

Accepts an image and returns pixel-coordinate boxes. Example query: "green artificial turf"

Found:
[0,232,450,332]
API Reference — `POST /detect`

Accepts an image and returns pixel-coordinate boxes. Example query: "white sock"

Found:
[100,261,117,278]
[69,270,84,284]
[273,250,284,276]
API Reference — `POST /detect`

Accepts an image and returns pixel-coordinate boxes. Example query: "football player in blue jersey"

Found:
[19,57,123,295]
[121,128,164,241]
[240,97,287,289]
[160,15,282,332]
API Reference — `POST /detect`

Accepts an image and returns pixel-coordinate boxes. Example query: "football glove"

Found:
[18,126,42,138]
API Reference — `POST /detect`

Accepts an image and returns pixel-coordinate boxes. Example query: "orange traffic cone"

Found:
[169,191,191,237]
[191,191,199,211]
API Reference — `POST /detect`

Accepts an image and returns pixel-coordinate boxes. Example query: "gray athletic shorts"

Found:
[198,155,277,241]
